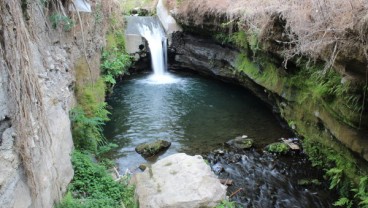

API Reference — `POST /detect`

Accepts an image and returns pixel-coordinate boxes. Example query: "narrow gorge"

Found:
[0,0,368,207]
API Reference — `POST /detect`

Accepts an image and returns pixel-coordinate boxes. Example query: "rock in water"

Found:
[265,142,290,154]
[226,136,254,149]
[131,153,227,208]
[135,140,171,158]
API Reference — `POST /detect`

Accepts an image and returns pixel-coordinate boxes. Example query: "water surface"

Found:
[104,72,292,171]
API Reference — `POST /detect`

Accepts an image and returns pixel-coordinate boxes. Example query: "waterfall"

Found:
[138,21,176,84]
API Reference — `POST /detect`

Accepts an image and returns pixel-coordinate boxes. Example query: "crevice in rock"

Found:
[0,116,11,146]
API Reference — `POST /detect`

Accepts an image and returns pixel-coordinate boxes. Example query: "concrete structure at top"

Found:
[124,0,182,55]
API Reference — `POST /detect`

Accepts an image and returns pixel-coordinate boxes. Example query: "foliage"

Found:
[57,151,137,208]
[94,3,104,24]
[101,48,132,87]
[236,53,281,90]
[71,78,110,152]
[334,197,353,208]
[50,12,75,31]
[213,31,249,49]
[302,136,368,207]
[102,32,132,89]
[215,199,238,208]
[265,142,290,154]
[120,0,157,15]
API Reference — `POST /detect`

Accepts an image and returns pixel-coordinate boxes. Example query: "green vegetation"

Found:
[120,0,156,15]
[71,78,109,152]
[265,142,290,154]
[303,136,368,207]
[229,28,368,207]
[57,151,137,208]
[50,13,75,31]
[101,48,132,88]
[59,8,135,206]
[102,32,132,90]
[215,199,238,208]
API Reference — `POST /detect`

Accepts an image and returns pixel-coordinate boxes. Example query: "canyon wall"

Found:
[0,0,116,207]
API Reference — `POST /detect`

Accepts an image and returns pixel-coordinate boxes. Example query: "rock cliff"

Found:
[0,0,116,207]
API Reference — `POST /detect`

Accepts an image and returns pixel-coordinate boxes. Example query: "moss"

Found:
[106,32,126,51]
[279,100,368,206]
[236,53,284,93]
[72,58,110,152]
[135,140,171,158]
[265,142,290,154]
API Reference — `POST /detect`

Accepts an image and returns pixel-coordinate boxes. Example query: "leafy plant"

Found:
[265,142,290,154]
[101,48,132,88]
[216,199,238,208]
[71,78,110,152]
[50,13,75,31]
[334,197,353,208]
[57,151,137,208]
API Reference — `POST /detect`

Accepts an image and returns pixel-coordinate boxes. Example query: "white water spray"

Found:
[138,21,177,84]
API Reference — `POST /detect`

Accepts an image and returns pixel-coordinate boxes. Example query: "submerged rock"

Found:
[226,136,254,149]
[297,179,322,186]
[131,153,227,208]
[265,142,290,154]
[135,140,171,158]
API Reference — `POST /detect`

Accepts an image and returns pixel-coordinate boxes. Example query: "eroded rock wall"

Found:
[0,0,115,207]
[168,31,368,164]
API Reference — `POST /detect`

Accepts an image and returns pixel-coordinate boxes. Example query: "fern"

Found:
[333,197,353,208]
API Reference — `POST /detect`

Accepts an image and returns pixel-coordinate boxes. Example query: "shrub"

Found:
[50,12,75,31]
[57,151,137,208]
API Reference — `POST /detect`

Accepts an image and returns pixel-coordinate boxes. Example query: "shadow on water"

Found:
[103,71,336,207]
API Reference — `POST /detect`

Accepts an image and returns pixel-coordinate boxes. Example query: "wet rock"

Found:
[226,136,254,149]
[219,179,233,186]
[223,153,242,163]
[139,164,148,171]
[135,140,171,158]
[212,163,224,174]
[214,149,225,155]
[130,8,149,16]
[131,153,227,208]
[265,142,290,154]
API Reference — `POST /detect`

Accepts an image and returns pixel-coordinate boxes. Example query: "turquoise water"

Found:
[104,72,292,172]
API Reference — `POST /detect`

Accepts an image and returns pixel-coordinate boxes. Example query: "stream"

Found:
[104,71,335,207]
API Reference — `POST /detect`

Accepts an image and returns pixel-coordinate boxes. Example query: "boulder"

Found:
[131,153,227,208]
[226,136,254,149]
[135,140,171,158]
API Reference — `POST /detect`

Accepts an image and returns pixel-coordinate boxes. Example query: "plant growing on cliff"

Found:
[71,78,110,152]
[50,12,75,31]
[101,48,132,88]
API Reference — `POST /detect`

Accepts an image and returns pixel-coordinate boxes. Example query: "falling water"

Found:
[138,21,176,84]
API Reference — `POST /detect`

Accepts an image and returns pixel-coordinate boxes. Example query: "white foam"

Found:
[139,74,181,85]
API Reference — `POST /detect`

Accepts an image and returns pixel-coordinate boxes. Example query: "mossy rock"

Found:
[297,179,322,186]
[265,142,290,154]
[135,140,171,158]
[226,136,254,149]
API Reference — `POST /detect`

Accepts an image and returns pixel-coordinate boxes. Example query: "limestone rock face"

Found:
[131,153,227,208]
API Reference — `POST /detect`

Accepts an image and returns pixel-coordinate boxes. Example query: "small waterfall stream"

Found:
[137,20,174,84]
